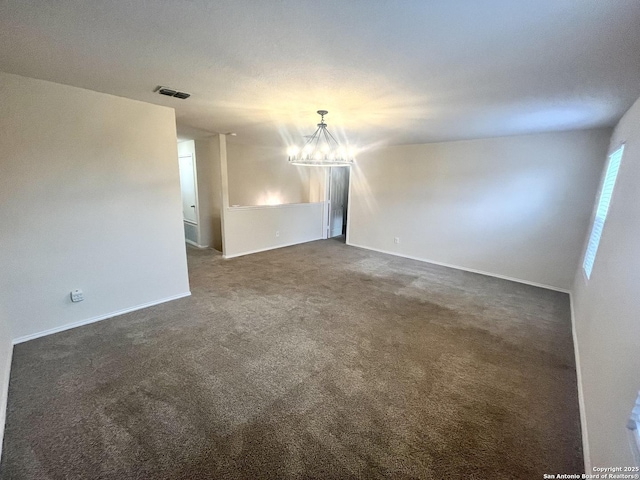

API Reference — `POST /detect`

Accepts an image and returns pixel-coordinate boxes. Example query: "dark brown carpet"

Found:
[0,238,582,479]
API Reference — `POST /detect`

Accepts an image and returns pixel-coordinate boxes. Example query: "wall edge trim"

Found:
[185,239,210,249]
[347,242,570,293]
[223,237,322,259]
[0,343,13,461]
[570,293,591,473]
[12,292,192,345]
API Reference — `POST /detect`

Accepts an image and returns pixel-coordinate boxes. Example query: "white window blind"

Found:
[583,144,625,279]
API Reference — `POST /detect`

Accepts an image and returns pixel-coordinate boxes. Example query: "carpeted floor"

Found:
[1,238,582,479]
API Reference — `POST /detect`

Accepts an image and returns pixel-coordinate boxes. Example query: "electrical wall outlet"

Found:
[394,237,400,244]
[276,231,280,237]
[70,289,84,302]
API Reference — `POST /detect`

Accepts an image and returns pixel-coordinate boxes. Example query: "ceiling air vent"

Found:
[154,86,190,100]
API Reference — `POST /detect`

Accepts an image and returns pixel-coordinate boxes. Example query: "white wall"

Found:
[348,129,611,290]
[307,167,327,203]
[221,142,326,257]
[194,136,223,251]
[227,143,311,206]
[572,97,640,469]
[0,72,190,341]
[223,203,324,258]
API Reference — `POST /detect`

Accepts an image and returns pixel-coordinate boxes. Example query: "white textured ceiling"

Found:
[1,0,639,147]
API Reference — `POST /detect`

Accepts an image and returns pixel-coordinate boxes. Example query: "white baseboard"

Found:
[223,237,322,259]
[0,343,13,461]
[12,292,191,345]
[186,240,210,249]
[570,293,591,473]
[347,242,570,294]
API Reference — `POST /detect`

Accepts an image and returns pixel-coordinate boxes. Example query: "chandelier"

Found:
[287,110,354,167]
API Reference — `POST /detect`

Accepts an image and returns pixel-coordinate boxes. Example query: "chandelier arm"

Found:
[313,127,323,154]
[323,127,341,148]
[301,125,322,158]
[326,128,346,160]
[321,127,336,156]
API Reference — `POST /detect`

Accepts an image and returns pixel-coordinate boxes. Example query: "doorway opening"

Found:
[327,167,350,242]
[178,147,200,247]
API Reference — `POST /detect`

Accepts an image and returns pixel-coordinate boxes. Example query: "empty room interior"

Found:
[1,1,639,478]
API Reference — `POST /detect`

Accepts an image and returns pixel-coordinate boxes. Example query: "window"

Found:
[583,144,625,279]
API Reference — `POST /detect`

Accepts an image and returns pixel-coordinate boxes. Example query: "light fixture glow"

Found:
[287,110,354,167]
